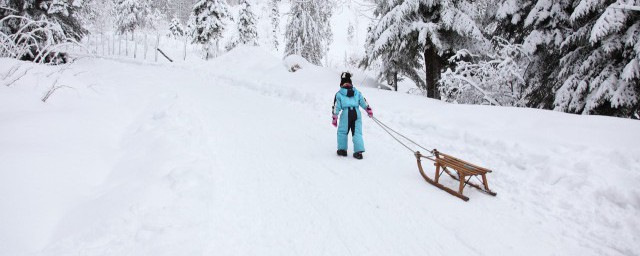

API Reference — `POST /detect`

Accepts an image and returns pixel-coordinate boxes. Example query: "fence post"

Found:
[144,33,148,60]
[154,33,160,62]
[108,34,111,55]
[134,34,138,59]
[101,33,105,55]
[125,32,129,57]
[183,35,187,61]
[215,40,219,58]
[118,35,122,56]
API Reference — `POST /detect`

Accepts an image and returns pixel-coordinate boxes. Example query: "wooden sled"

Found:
[415,149,497,201]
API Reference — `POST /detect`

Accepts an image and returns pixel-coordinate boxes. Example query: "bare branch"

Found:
[41,78,74,102]
[2,66,33,87]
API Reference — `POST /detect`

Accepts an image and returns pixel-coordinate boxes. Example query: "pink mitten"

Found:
[366,107,373,118]
[332,115,338,127]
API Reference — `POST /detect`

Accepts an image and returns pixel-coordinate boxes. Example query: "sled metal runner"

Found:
[415,149,497,201]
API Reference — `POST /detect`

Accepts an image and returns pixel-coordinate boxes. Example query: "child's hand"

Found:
[332,115,338,127]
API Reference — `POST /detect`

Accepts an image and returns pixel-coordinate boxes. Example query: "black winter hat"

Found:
[340,72,352,85]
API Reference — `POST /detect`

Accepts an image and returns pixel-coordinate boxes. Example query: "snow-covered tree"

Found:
[149,7,167,30]
[164,0,192,23]
[78,0,116,34]
[151,0,171,16]
[488,0,578,109]
[188,0,229,59]
[284,0,333,65]
[347,21,355,44]
[361,1,421,91]
[1,0,87,40]
[168,16,185,37]
[0,0,88,63]
[362,0,485,97]
[520,0,576,108]
[440,37,530,106]
[115,0,153,36]
[493,0,534,41]
[361,19,424,91]
[269,0,280,50]
[554,0,640,118]
[236,0,258,46]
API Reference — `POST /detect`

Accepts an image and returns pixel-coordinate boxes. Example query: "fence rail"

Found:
[71,32,191,62]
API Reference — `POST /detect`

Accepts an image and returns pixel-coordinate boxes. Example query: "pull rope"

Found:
[370,116,435,156]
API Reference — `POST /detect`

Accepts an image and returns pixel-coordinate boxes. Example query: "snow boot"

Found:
[337,149,347,156]
[353,152,363,160]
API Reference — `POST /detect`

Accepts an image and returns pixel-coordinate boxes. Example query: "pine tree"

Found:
[493,0,534,42]
[236,0,258,46]
[115,0,153,36]
[79,0,116,34]
[521,0,576,108]
[488,0,578,109]
[269,0,280,50]
[554,0,640,118]
[362,0,485,97]
[347,21,354,44]
[188,0,229,59]
[165,0,192,23]
[361,12,424,91]
[169,16,185,38]
[284,0,333,65]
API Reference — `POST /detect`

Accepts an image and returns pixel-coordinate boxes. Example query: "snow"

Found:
[1,46,640,255]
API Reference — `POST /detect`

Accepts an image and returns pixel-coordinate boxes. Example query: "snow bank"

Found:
[1,48,639,256]
[210,45,384,89]
[283,54,310,72]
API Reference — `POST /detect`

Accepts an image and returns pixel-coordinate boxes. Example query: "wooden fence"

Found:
[70,32,190,62]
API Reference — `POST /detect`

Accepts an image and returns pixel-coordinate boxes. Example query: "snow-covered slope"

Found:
[1,47,639,256]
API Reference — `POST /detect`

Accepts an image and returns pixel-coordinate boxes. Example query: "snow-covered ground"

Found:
[1,47,639,256]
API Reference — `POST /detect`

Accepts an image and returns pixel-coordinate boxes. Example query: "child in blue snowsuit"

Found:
[332,72,373,159]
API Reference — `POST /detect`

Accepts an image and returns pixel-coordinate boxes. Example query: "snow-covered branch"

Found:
[609,4,640,12]
[0,15,81,64]
[439,37,530,106]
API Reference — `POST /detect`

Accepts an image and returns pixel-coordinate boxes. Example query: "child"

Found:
[332,72,373,159]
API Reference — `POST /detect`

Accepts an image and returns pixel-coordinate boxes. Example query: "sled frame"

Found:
[415,150,496,201]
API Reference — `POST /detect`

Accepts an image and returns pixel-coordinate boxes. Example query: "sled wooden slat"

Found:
[415,149,496,201]
[439,152,492,173]
[436,157,484,176]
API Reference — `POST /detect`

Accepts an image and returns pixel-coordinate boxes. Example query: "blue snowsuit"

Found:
[333,86,370,152]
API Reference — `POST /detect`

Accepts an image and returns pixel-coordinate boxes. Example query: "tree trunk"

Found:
[393,71,398,92]
[183,35,187,61]
[154,34,160,62]
[204,44,209,60]
[424,46,442,99]
[215,40,219,57]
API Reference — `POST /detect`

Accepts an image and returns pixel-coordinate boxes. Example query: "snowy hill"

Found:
[1,47,639,255]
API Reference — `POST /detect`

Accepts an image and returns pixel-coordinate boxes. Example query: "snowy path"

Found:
[1,49,639,255]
